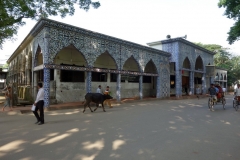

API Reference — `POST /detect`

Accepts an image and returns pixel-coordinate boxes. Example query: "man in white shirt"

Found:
[235,84,240,96]
[96,85,103,94]
[33,82,45,125]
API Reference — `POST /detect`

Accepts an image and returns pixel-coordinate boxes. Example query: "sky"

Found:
[1,0,240,64]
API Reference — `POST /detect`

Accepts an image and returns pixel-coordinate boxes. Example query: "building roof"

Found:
[147,37,216,55]
[8,18,171,63]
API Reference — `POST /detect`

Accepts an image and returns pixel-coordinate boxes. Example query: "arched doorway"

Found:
[182,57,191,95]
[144,60,157,97]
[53,44,87,103]
[122,55,141,98]
[92,51,117,97]
[194,56,204,94]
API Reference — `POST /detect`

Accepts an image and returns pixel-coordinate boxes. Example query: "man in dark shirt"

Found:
[208,84,217,100]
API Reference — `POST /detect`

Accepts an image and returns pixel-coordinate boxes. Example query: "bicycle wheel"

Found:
[208,98,211,109]
[209,98,213,110]
[233,100,236,108]
[222,98,226,110]
[235,101,239,111]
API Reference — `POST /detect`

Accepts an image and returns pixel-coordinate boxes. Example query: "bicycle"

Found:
[233,96,240,111]
[208,95,215,111]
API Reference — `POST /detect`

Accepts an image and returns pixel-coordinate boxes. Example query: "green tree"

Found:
[218,0,240,44]
[0,0,100,49]
[195,42,240,85]
[2,63,9,68]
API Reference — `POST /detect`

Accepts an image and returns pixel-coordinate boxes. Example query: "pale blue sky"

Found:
[1,0,239,64]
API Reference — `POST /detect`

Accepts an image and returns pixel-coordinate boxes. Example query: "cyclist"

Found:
[235,84,240,104]
[208,83,217,101]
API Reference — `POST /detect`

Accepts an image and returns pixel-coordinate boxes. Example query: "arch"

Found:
[144,60,157,73]
[220,74,223,80]
[195,56,203,71]
[224,75,227,80]
[182,57,191,69]
[49,40,87,65]
[122,55,141,72]
[94,51,118,69]
[215,73,219,80]
[120,47,143,72]
[53,44,87,67]
[34,45,43,67]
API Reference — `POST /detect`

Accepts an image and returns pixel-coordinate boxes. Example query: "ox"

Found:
[83,93,113,113]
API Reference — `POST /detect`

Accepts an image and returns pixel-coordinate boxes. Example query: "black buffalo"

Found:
[83,93,113,113]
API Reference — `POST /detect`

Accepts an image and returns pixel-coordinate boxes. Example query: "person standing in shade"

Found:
[96,85,103,94]
[33,82,44,125]
[104,86,112,108]
[96,85,103,107]
[234,84,240,104]
[184,84,188,95]
[2,86,13,111]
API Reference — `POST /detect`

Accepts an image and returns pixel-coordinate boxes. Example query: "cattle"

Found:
[82,93,113,113]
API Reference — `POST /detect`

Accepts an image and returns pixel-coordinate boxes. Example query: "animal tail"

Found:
[82,100,85,104]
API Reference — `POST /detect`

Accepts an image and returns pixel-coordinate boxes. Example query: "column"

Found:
[116,73,121,102]
[43,28,51,107]
[156,75,161,98]
[107,73,110,83]
[202,73,206,94]
[175,69,182,98]
[139,75,143,100]
[86,71,92,93]
[189,71,194,95]
[26,69,31,85]
[210,76,214,84]
[43,68,50,107]
[33,71,38,99]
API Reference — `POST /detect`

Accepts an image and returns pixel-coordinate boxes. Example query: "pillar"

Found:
[43,28,51,107]
[156,75,161,98]
[202,73,206,94]
[43,68,50,107]
[175,69,182,98]
[86,71,92,93]
[33,71,38,99]
[139,75,143,100]
[189,71,194,95]
[116,73,121,102]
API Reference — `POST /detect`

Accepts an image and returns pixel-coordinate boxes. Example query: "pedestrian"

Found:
[234,84,240,104]
[196,85,200,99]
[104,86,112,108]
[96,85,103,94]
[184,84,188,95]
[2,86,13,111]
[208,83,217,101]
[32,82,45,125]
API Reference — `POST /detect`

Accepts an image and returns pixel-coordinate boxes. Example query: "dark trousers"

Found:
[33,100,44,123]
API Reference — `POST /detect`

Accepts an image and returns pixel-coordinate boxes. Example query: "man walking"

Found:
[33,83,44,125]
[2,86,13,111]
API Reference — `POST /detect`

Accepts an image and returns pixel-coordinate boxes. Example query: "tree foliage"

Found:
[0,0,100,49]
[195,42,240,85]
[218,0,240,44]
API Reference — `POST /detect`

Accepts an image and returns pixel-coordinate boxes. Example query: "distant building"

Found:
[147,37,227,97]
[0,67,8,89]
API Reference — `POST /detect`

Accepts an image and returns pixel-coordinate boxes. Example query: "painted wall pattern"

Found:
[28,19,171,106]
[162,40,214,97]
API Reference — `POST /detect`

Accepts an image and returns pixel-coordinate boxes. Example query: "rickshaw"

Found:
[208,92,226,110]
